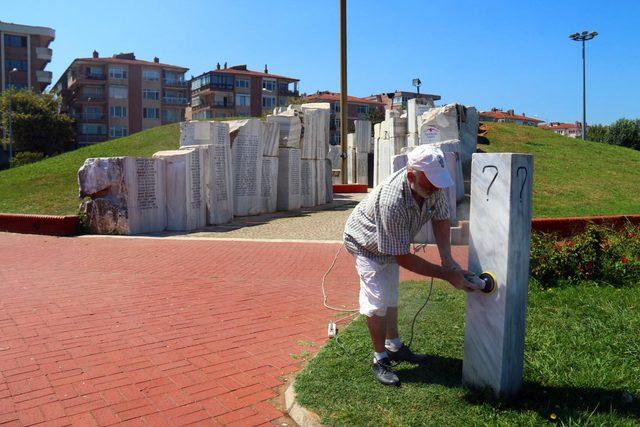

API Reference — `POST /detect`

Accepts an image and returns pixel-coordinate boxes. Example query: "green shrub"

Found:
[586,123,608,143]
[605,118,640,150]
[530,223,640,287]
[9,151,45,167]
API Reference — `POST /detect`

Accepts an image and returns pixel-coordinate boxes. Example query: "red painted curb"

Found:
[532,215,640,237]
[0,213,80,236]
[333,184,368,193]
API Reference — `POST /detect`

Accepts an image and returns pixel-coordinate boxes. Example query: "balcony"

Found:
[278,89,299,97]
[80,94,106,102]
[163,79,188,87]
[77,134,108,144]
[162,96,189,105]
[212,102,234,109]
[86,73,106,81]
[71,112,106,121]
[36,70,52,84]
[36,47,52,62]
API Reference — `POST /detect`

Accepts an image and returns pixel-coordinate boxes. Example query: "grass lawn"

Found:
[482,123,640,217]
[0,124,179,215]
[294,281,640,426]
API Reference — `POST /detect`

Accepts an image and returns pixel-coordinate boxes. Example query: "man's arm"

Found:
[395,253,476,292]
[432,218,458,268]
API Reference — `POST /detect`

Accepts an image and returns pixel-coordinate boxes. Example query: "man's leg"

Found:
[385,306,399,341]
[367,314,388,353]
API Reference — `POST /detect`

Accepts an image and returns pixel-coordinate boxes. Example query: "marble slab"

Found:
[354,120,371,153]
[261,156,279,213]
[229,119,264,216]
[356,152,368,185]
[262,120,280,157]
[277,147,301,211]
[315,158,326,205]
[435,140,465,201]
[347,134,356,184]
[266,114,302,148]
[153,149,206,231]
[324,159,334,204]
[407,98,433,135]
[300,159,316,207]
[78,157,167,234]
[458,106,479,167]
[328,145,341,169]
[419,104,459,143]
[463,153,533,398]
[443,152,458,224]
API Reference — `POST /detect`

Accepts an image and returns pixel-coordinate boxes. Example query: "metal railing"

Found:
[162,96,189,105]
[71,112,106,120]
[80,95,106,101]
[86,73,106,80]
[213,102,234,108]
[163,79,188,87]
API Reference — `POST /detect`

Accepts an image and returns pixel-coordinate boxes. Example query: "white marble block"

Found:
[356,152,368,185]
[277,147,301,211]
[458,106,479,167]
[435,140,465,201]
[300,159,317,208]
[354,120,371,153]
[328,145,341,169]
[443,152,458,224]
[418,104,459,143]
[78,157,167,235]
[300,109,320,159]
[324,159,334,204]
[315,159,327,205]
[229,119,264,216]
[262,121,280,157]
[266,114,301,148]
[153,149,206,231]
[347,134,356,184]
[463,153,533,398]
[407,98,433,135]
[261,156,279,213]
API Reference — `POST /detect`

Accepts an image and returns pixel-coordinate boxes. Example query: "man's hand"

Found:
[441,257,462,272]
[443,268,478,292]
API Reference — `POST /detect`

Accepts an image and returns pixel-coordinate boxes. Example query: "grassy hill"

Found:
[0,121,638,217]
[481,122,640,217]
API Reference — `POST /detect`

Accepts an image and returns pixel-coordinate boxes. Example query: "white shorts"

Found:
[355,255,400,317]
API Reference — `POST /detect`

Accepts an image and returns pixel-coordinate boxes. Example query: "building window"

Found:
[143,108,160,119]
[357,105,369,115]
[143,89,160,100]
[192,96,201,107]
[3,34,27,47]
[162,109,180,123]
[110,106,127,118]
[109,85,128,99]
[110,126,128,138]
[109,67,127,79]
[143,69,160,81]
[262,96,276,108]
[79,123,106,135]
[235,94,250,106]
[4,59,27,71]
[262,79,276,92]
[235,79,250,89]
[278,82,289,93]
[193,110,213,120]
[85,106,103,119]
[211,73,234,89]
[84,86,104,99]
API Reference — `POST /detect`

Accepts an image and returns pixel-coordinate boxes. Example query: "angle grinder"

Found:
[464,272,497,294]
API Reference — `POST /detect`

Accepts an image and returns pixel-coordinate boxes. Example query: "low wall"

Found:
[0,214,79,236]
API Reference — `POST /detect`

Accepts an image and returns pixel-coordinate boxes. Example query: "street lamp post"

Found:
[412,78,421,96]
[569,31,598,141]
[7,68,19,167]
[339,0,348,184]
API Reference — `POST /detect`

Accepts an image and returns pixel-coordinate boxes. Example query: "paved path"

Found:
[0,232,468,426]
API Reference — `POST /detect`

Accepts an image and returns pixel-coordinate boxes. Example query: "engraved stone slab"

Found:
[153,149,206,231]
[229,119,264,216]
[434,140,465,201]
[324,159,333,204]
[78,157,167,234]
[328,145,340,169]
[277,147,301,211]
[300,159,316,208]
[347,134,356,184]
[261,156,279,213]
[356,152,368,185]
[300,109,321,159]
[180,120,214,146]
[354,120,371,153]
[315,158,326,205]
[463,153,533,398]
[267,114,302,148]
[408,98,433,135]
[262,120,280,157]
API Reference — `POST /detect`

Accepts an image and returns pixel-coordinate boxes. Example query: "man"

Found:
[343,144,478,386]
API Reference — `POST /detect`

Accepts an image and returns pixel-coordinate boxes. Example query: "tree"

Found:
[605,118,640,150]
[0,89,75,157]
[586,124,608,143]
[367,107,385,126]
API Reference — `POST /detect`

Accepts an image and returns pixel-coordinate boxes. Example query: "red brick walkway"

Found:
[0,233,468,426]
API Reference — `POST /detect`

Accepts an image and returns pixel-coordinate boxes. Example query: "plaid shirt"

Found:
[343,168,450,263]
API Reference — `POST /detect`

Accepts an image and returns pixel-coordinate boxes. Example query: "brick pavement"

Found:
[0,233,468,426]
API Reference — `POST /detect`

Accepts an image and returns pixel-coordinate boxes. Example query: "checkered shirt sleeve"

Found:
[432,189,450,221]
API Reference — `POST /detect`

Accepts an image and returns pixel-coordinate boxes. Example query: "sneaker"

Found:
[371,357,400,386]
[387,344,429,365]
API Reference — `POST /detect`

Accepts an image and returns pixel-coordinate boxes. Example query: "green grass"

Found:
[0,121,638,216]
[482,123,640,217]
[294,281,640,426]
[0,124,179,215]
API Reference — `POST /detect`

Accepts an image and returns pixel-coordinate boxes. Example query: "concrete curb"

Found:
[284,383,323,427]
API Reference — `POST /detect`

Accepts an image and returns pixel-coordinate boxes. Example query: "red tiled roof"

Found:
[480,111,543,123]
[215,68,299,82]
[539,123,580,130]
[304,92,384,106]
[74,57,188,71]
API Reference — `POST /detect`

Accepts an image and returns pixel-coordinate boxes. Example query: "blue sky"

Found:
[4,0,639,124]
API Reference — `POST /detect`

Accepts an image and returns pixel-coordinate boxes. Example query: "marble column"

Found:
[463,152,534,398]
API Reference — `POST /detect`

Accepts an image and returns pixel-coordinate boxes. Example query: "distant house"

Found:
[303,91,384,144]
[366,90,441,111]
[479,108,543,126]
[538,122,583,138]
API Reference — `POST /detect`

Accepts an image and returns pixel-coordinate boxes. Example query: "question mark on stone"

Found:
[517,167,527,202]
[482,165,498,201]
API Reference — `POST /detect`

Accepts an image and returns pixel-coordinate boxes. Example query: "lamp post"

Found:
[412,78,422,95]
[7,68,18,167]
[339,0,348,184]
[569,31,598,141]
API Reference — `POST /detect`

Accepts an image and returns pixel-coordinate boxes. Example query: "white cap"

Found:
[406,145,453,188]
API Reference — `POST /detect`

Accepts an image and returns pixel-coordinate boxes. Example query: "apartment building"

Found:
[53,52,189,145]
[190,64,299,119]
[539,121,583,138]
[366,90,441,111]
[0,21,55,93]
[303,91,385,145]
